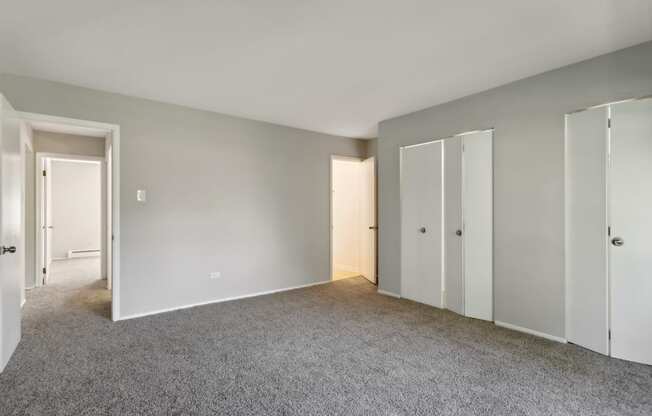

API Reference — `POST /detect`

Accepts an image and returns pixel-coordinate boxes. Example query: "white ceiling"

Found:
[1,1,651,138]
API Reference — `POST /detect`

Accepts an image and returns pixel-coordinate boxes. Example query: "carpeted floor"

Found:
[1,272,651,415]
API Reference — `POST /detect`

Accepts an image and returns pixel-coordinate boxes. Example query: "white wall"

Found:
[332,158,362,275]
[50,160,102,259]
[0,73,368,319]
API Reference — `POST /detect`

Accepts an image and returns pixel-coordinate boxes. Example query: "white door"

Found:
[0,93,22,372]
[444,137,464,315]
[565,107,609,355]
[106,139,113,290]
[42,157,53,284]
[462,131,493,321]
[401,142,443,308]
[609,98,652,365]
[360,157,376,284]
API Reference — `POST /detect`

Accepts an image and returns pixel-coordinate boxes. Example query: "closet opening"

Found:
[400,129,493,320]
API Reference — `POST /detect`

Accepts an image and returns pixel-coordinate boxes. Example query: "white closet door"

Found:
[401,142,443,308]
[565,107,609,355]
[610,99,652,365]
[444,137,464,314]
[462,131,493,321]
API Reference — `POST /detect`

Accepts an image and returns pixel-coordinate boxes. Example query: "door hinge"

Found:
[608,226,611,236]
[42,170,47,177]
[608,118,611,128]
[608,329,611,340]
[42,267,46,274]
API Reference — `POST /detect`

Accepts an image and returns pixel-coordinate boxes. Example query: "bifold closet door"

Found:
[462,131,493,321]
[610,99,652,365]
[401,142,443,308]
[565,107,609,355]
[444,137,464,315]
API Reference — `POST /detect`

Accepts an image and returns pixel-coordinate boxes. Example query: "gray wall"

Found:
[377,41,652,338]
[0,74,367,318]
[34,131,105,157]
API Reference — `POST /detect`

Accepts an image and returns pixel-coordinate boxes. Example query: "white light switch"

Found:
[136,189,147,202]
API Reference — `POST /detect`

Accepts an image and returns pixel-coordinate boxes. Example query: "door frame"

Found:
[330,155,372,282]
[19,123,34,307]
[35,153,105,285]
[19,112,121,321]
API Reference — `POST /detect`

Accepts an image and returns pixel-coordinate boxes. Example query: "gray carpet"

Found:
[1,274,651,416]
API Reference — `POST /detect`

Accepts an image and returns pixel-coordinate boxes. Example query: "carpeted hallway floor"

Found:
[1,273,651,415]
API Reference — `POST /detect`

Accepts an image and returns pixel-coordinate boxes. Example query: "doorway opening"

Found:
[38,154,104,290]
[19,113,119,320]
[330,155,376,284]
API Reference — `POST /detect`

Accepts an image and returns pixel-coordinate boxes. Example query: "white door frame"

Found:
[19,112,121,321]
[19,123,34,307]
[35,153,105,284]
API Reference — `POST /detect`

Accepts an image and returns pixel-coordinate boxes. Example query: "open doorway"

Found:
[38,154,104,287]
[330,156,376,284]
[19,113,119,320]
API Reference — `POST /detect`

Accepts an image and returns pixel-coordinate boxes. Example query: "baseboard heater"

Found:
[68,249,101,258]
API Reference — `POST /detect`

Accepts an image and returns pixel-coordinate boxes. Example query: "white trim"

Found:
[377,289,401,298]
[118,280,331,321]
[19,122,34,308]
[20,112,121,321]
[495,321,568,344]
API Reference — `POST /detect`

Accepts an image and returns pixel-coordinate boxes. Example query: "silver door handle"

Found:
[419,227,426,234]
[611,237,624,247]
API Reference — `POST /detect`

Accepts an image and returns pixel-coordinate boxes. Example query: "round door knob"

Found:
[1,246,17,255]
[456,229,463,236]
[419,227,426,234]
[611,237,624,247]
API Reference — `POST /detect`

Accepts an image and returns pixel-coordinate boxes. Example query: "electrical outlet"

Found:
[209,272,221,279]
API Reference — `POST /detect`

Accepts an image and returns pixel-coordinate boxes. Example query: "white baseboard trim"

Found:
[495,321,567,344]
[118,280,331,321]
[377,289,401,298]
